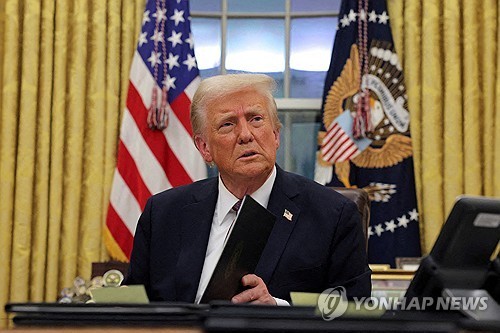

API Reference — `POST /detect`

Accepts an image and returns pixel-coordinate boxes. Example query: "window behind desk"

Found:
[190,0,341,179]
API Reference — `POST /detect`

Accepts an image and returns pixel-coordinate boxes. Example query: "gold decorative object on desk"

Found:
[103,269,124,287]
[58,269,121,304]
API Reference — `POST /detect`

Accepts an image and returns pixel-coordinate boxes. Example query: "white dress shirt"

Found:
[194,166,288,305]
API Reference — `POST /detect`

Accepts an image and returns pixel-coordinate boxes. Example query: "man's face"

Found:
[195,88,280,183]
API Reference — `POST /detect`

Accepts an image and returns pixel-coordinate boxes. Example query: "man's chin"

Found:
[235,163,273,179]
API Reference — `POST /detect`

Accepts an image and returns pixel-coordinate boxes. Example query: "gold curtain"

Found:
[388,0,500,253]
[0,0,145,327]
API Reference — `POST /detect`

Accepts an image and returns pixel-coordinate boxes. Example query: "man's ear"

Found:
[273,128,280,150]
[194,135,213,163]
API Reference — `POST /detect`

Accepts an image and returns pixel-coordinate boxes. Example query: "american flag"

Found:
[321,110,372,163]
[105,0,207,261]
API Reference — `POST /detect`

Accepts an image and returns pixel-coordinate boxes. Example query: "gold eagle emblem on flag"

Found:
[317,42,414,186]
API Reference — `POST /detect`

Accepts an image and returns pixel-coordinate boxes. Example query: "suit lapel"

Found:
[174,179,218,302]
[255,167,300,284]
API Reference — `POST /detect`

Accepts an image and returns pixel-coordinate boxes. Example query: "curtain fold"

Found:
[496,2,500,196]
[481,0,498,197]
[421,1,444,251]
[462,1,482,195]
[442,0,463,216]
[78,0,106,281]
[31,0,54,302]
[0,0,4,113]
[45,0,68,302]
[59,0,88,288]
[0,0,22,320]
[101,0,122,261]
[11,0,42,303]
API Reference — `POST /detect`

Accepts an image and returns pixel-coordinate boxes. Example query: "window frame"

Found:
[191,0,339,98]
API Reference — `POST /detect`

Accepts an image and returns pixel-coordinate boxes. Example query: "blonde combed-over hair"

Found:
[190,73,282,137]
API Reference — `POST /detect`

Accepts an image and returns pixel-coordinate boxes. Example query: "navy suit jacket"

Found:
[125,166,371,302]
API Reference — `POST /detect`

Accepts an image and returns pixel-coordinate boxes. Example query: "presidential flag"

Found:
[105,0,207,261]
[315,0,421,266]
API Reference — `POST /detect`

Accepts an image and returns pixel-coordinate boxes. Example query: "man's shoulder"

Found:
[150,177,217,203]
[279,169,350,202]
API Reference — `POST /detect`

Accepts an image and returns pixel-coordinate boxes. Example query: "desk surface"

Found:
[0,328,200,333]
[4,302,500,333]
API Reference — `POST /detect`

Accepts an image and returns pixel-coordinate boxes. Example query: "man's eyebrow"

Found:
[216,108,236,115]
[213,112,236,124]
[245,105,265,114]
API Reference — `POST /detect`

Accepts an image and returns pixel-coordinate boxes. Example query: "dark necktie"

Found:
[224,199,242,244]
[232,199,242,213]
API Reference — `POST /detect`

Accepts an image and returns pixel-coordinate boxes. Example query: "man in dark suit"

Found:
[125,74,371,305]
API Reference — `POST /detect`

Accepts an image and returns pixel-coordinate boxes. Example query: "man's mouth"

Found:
[240,151,257,158]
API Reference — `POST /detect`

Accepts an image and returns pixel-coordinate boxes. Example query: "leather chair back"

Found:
[331,187,370,252]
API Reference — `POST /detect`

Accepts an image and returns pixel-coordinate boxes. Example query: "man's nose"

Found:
[237,121,254,144]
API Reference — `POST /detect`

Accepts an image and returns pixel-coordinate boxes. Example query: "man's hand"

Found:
[231,274,277,305]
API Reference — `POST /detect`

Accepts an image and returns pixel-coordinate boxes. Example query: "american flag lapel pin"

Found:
[283,209,293,221]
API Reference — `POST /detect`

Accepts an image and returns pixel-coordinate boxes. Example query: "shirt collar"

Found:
[216,166,277,226]
[216,178,240,226]
[249,165,276,209]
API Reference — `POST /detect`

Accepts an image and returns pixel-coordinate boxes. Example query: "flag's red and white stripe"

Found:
[105,51,206,261]
[321,121,360,163]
